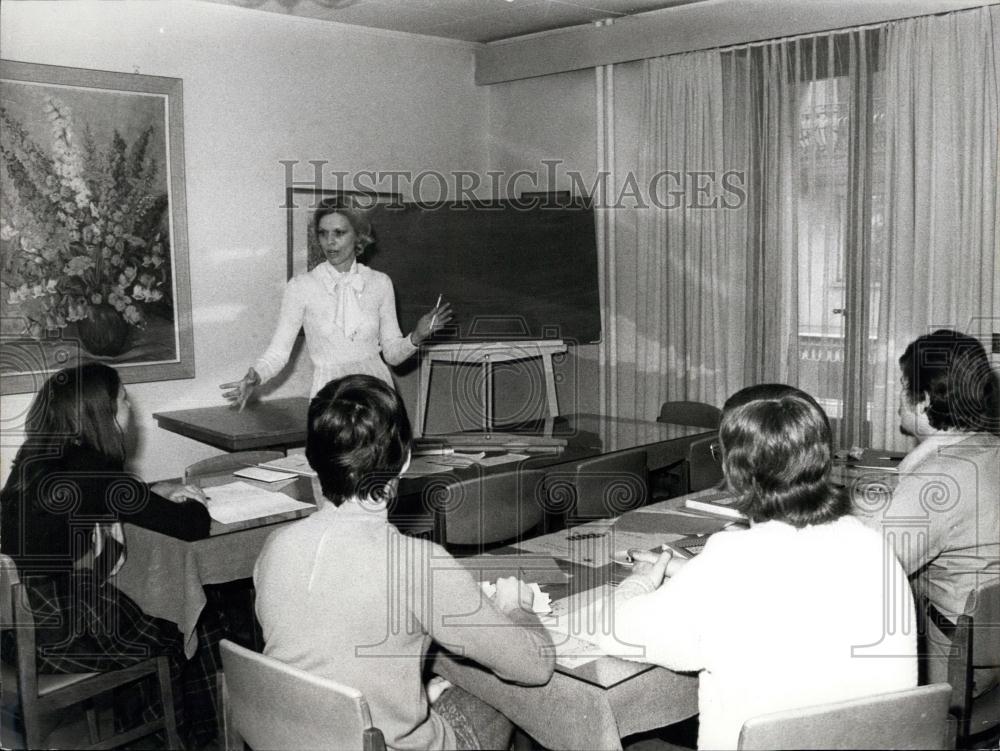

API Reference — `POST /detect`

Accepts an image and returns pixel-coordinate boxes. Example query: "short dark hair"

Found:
[312,202,374,255]
[899,329,998,433]
[720,392,849,528]
[306,374,412,506]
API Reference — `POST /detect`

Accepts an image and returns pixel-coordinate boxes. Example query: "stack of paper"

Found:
[257,454,318,478]
[204,480,314,525]
[232,466,298,483]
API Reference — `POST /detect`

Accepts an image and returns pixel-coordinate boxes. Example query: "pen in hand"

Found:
[430,293,442,330]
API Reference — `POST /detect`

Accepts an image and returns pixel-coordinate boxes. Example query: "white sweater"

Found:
[253,262,417,395]
[597,516,917,750]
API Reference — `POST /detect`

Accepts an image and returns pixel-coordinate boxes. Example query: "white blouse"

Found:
[253,262,417,395]
[597,516,918,750]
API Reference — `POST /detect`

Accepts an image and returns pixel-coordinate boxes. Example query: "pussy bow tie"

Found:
[325,266,366,339]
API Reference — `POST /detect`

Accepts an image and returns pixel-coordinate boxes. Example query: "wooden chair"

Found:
[737,683,953,750]
[428,469,546,553]
[552,449,648,526]
[943,579,1000,746]
[183,449,285,482]
[656,400,722,429]
[0,554,180,750]
[218,639,386,751]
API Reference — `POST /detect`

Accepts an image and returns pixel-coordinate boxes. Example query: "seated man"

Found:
[254,374,554,750]
[856,329,999,690]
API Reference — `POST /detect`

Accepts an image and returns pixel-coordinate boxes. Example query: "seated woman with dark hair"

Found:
[856,329,1000,691]
[253,374,553,751]
[0,362,217,746]
[598,387,917,750]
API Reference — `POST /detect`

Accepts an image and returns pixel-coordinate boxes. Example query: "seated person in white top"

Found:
[254,374,554,750]
[598,388,917,750]
[855,329,1000,692]
[221,202,452,408]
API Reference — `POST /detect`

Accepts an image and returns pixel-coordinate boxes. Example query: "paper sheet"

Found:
[514,520,615,567]
[232,466,299,483]
[402,457,455,477]
[477,453,530,467]
[257,454,317,478]
[204,481,314,525]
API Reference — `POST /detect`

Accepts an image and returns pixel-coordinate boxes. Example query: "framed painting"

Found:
[285,187,402,280]
[0,60,194,395]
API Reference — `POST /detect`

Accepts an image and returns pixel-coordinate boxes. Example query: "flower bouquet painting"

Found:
[0,61,194,395]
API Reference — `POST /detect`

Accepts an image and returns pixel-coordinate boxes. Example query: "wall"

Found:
[0,0,488,482]
[484,60,648,418]
[484,67,600,416]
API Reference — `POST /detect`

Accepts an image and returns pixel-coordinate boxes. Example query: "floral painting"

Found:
[0,61,193,395]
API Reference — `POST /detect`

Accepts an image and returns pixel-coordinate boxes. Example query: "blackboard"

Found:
[367,200,601,344]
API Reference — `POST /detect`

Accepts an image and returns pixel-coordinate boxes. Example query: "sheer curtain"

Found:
[610,5,997,448]
[607,50,746,421]
[870,5,1000,450]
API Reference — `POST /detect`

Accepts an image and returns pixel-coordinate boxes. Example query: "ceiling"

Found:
[201,0,706,43]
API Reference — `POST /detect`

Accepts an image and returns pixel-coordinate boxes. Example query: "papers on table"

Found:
[403,452,530,475]
[204,481,314,525]
[256,454,317,478]
[477,452,530,466]
[425,452,486,468]
[614,510,727,536]
[232,466,299,483]
[684,493,746,520]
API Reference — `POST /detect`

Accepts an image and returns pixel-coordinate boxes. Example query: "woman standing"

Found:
[221,204,451,407]
[1,363,216,747]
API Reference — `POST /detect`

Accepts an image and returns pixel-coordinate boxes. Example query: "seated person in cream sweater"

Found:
[254,374,554,751]
[598,387,917,750]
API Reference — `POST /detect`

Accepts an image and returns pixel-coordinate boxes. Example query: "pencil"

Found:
[430,293,442,329]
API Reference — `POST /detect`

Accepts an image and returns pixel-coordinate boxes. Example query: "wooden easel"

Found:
[415,340,567,436]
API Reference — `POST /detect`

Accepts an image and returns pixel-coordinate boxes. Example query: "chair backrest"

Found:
[737,683,953,750]
[184,450,285,483]
[948,578,1000,740]
[963,579,1000,669]
[559,449,648,522]
[219,639,385,751]
[430,469,545,551]
[657,401,722,429]
[687,436,725,493]
[0,553,39,703]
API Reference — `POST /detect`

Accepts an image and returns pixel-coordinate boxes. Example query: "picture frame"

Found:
[285,187,402,280]
[0,60,195,395]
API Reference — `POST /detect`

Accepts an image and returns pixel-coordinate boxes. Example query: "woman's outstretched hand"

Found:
[411,300,453,345]
[220,368,260,411]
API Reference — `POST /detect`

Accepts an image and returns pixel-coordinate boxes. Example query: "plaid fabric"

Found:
[434,686,513,751]
[6,572,224,749]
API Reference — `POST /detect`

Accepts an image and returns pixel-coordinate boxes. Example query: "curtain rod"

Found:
[715,4,985,53]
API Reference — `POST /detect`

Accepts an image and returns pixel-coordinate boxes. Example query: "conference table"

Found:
[117,411,716,748]
[152,401,708,473]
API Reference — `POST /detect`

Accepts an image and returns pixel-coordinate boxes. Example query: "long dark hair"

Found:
[3,363,127,499]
